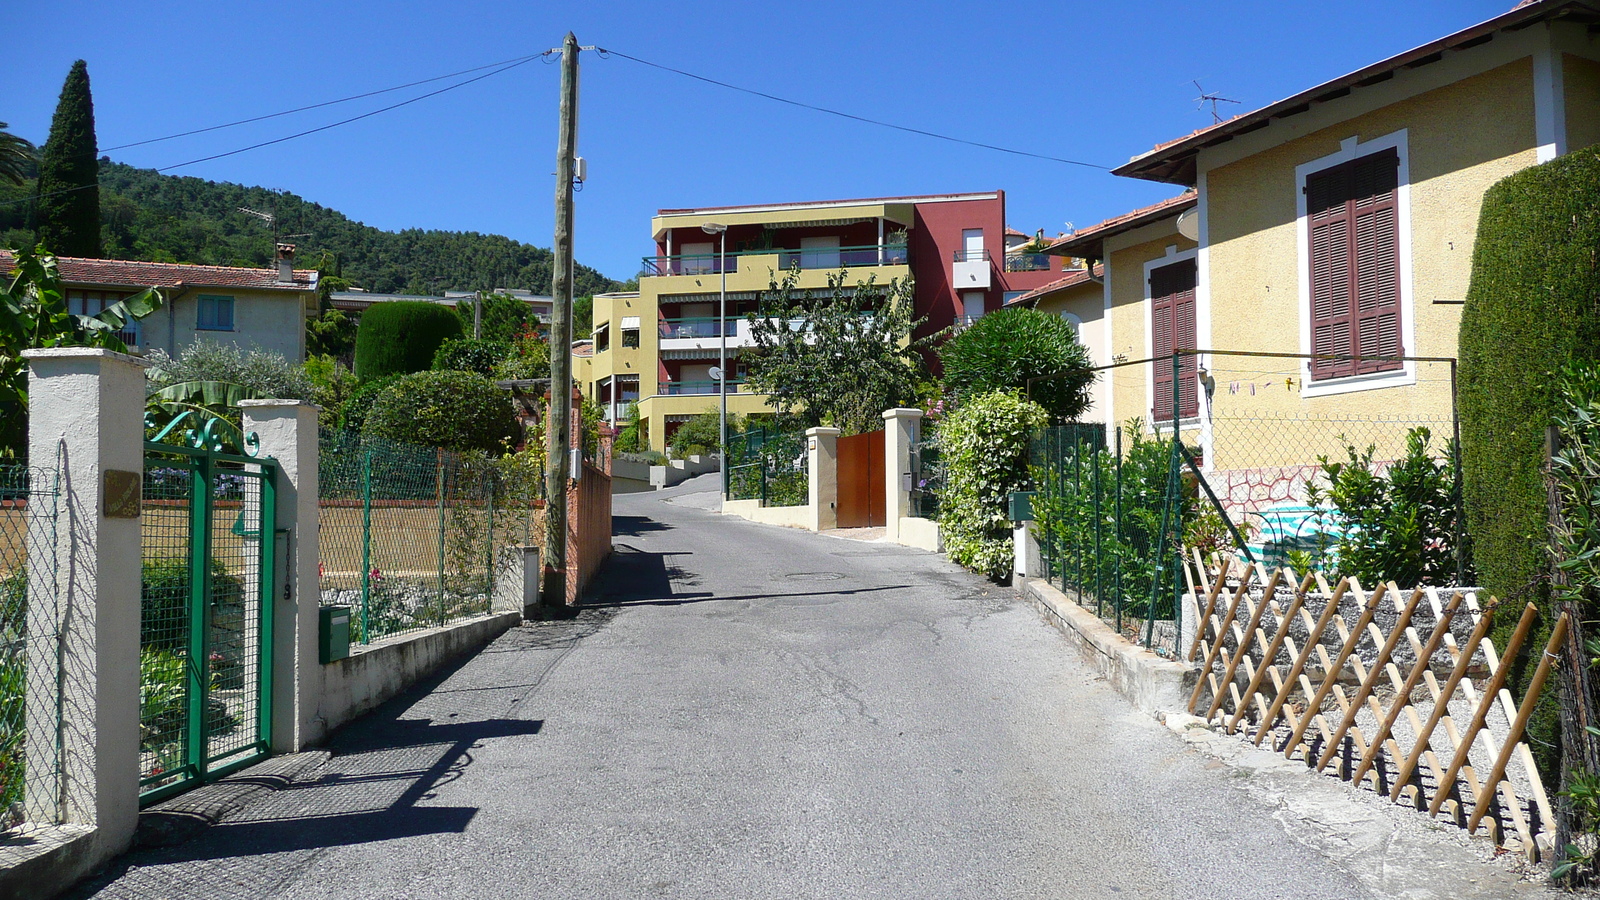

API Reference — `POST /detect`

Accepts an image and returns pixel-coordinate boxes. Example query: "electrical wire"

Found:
[3,53,548,209]
[102,52,547,153]
[595,47,1111,170]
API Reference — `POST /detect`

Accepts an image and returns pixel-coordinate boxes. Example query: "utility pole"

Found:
[544,31,579,612]
[474,289,483,339]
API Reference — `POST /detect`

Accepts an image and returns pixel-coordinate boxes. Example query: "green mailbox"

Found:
[1008,490,1037,522]
[319,605,351,664]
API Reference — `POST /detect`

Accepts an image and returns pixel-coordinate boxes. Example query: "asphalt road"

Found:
[73,475,1535,899]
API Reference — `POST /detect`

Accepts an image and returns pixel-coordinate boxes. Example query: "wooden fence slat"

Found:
[1187,556,1230,663]
[1283,579,1387,761]
[1188,568,1255,714]
[1389,599,1497,802]
[1227,570,1314,735]
[1206,567,1285,720]
[1315,585,1427,773]
[1350,590,1466,789]
[1253,577,1350,747]
[1428,603,1540,818]
[1467,612,1570,838]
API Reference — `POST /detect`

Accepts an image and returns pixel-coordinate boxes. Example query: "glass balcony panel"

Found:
[660,317,737,339]
[663,379,745,396]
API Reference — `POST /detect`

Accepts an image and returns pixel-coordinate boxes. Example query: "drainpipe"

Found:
[1086,257,1104,285]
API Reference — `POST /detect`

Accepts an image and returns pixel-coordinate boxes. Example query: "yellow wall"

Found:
[1566,53,1600,152]
[1195,58,1539,470]
[1032,278,1111,423]
[1103,228,1197,433]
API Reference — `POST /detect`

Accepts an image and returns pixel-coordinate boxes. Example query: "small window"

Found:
[1003,291,1026,305]
[197,295,234,331]
[594,322,610,353]
[622,328,640,349]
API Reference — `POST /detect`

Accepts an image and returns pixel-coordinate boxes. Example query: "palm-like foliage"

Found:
[0,123,35,186]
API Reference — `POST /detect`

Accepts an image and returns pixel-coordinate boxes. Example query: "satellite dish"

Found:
[708,366,724,381]
[1176,208,1200,242]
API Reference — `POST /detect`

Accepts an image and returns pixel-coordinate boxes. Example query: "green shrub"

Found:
[432,337,511,377]
[0,569,23,636]
[145,341,314,400]
[614,403,646,454]
[454,293,538,343]
[1305,427,1469,587]
[939,307,1094,422]
[1459,145,1600,785]
[492,329,550,381]
[669,409,728,458]
[338,374,401,433]
[938,391,1048,579]
[363,370,517,453]
[140,558,244,652]
[353,301,464,380]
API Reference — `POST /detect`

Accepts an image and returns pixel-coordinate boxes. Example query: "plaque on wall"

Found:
[103,469,142,519]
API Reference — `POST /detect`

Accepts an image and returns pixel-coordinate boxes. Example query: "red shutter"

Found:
[1307,148,1401,381]
[1150,259,1198,421]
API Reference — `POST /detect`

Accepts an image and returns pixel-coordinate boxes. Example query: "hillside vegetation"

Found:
[0,160,621,296]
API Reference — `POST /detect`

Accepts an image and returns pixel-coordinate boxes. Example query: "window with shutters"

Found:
[1149,258,1198,421]
[1304,147,1403,382]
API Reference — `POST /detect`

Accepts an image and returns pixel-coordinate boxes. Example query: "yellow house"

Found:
[1058,0,1600,508]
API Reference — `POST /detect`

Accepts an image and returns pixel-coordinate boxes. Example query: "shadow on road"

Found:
[588,543,909,608]
[613,514,672,537]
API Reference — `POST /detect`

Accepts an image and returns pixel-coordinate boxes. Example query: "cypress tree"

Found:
[34,60,101,258]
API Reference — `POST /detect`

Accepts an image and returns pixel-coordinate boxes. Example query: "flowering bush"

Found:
[937,390,1048,579]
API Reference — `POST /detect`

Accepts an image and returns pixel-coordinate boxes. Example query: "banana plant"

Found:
[1,245,162,456]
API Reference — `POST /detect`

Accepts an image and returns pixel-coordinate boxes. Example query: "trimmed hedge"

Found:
[1459,145,1600,780]
[939,307,1094,422]
[338,374,401,433]
[354,301,464,380]
[362,370,517,453]
[432,337,511,377]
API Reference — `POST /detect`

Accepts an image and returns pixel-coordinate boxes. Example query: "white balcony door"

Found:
[962,228,985,262]
[962,291,986,325]
[801,236,840,269]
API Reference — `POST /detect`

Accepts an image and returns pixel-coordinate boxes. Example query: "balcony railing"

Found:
[952,249,992,263]
[660,317,736,339]
[640,243,909,277]
[662,379,746,395]
[1003,253,1051,272]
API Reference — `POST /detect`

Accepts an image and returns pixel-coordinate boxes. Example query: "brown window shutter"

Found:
[1150,259,1198,421]
[1307,148,1402,382]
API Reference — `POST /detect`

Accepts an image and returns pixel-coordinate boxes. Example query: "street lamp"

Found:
[702,222,729,487]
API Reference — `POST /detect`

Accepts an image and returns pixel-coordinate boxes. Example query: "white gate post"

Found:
[805,427,840,532]
[240,401,323,751]
[882,408,922,543]
[23,348,147,862]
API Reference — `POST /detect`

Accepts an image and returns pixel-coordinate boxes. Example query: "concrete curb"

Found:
[1017,576,1196,714]
[135,750,332,848]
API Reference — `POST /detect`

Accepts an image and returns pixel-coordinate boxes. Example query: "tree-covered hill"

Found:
[0,160,622,296]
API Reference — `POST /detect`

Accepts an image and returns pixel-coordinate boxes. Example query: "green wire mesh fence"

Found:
[0,464,60,833]
[1031,422,1189,656]
[318,429,543,645]
[724,426,809,507]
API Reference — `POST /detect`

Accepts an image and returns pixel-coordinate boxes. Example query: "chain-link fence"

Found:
[318,429,543,645]
[0,464,61,833]
[724,426,809,507]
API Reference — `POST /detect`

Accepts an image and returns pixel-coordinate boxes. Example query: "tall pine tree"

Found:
[34,60,101,258]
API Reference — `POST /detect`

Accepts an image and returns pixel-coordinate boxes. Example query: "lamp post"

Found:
[702,222,729,483]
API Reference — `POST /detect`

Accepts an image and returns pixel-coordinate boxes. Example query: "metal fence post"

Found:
[1113,426,1122,626]
[361,449,372,645]
[436,449,448,626]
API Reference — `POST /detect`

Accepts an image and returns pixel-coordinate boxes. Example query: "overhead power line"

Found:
[4,53,547,209]
[594,47,1111,170]
[103,52,547,153]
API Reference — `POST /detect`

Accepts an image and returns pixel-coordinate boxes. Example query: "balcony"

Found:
[1003,253,1051,273]
[659,317,736,339]
[662,379,746,396]
[952,249,992,290]
[640,243,908,278]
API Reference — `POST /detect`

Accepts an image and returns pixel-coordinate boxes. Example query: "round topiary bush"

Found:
[362,370,517,453]
[338,374,401,433]
[939,307,1094,422]
[354,301,465,380]
[432,337,511,377]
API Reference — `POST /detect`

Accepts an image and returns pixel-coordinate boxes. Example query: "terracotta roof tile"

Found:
[0,250,317,291]
[1005,265,1103,306]
[1046,192,1196,255]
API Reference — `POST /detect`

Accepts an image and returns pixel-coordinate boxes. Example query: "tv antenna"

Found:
[1193,81,1241,124]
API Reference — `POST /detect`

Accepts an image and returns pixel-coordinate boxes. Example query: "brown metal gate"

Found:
[836,430,885,528]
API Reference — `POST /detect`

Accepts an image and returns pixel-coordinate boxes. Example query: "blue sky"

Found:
[3,0,1516,283]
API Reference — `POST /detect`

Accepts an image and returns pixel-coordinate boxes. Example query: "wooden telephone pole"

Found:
[544,31,579,611]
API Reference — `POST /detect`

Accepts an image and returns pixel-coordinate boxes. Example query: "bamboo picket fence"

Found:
[1183,551,1566,859]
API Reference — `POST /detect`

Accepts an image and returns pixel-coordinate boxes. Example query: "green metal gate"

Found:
[140,420,277,804]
